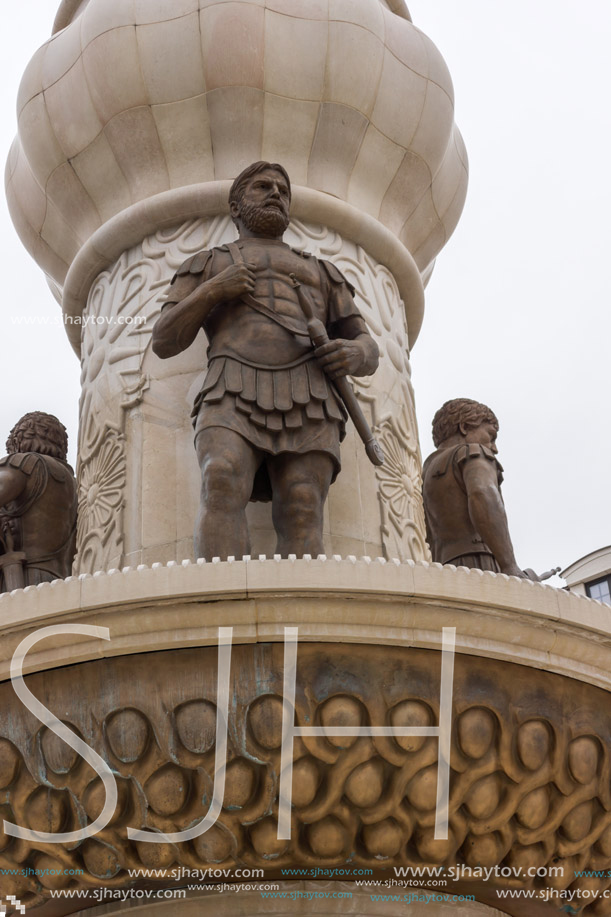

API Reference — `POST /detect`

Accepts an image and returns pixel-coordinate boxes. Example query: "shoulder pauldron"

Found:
[173,249,214,281]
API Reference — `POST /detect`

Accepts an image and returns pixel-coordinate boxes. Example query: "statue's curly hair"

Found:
[6,412,68,460]
[432,398,498,448]
[229,161,291,208]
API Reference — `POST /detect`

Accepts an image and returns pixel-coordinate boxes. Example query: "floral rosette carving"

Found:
[373,402,429,562]
[76,427,126,575]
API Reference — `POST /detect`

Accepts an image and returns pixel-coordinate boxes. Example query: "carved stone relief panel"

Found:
[76,217,233,573]
[0,644,610,914]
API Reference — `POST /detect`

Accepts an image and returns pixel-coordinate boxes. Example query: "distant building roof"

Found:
[562,545,611,588]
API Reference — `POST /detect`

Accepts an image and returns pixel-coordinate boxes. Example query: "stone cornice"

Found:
[0,558,608,691]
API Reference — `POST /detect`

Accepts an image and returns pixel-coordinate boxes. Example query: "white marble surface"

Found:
[7,0,467,317]
[1,559,609,693]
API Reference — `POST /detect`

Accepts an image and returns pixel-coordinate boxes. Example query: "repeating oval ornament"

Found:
[345,758,385,808]
[506,842,547,872]
[35,854,69,890]
[145,764,189,817]
[308,816,347,857]
[248,695,284,749]
[82,839,121,879]
[517,721,552,771]
[224,757,257,809]
[175,700,217,754]
[362,819,404,858]
[457,708,496,759]
[136,841,175,870]
[193,824,235,863]
[83,775,126,824]
[596,825,611,857]
[416,827,455,863]
[250,817,289,859]
[463,832,502,868]
[516,786,550,829]
[389,700,432,752]
[464,774,502,820]
[25,787,68,834]
[41,724,80,774]
[405,764,438,810]
[0,632,611,897]
[0,739,21,788]
[105,708,150,763]
[292,757,321,807]
[319,695,364,748]
[562,801,593,842]
[568,736,600,784]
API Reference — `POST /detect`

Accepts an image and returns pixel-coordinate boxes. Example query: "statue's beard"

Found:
[239,201,290,236]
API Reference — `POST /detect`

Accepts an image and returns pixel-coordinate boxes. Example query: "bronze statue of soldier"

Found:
[0,412,77,592]
[153,161,379,560]
[422,399,526,577]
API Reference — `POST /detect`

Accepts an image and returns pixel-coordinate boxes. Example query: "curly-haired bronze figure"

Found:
[422,399,526,577]
[153,162,379,560]
[0,412,77,592]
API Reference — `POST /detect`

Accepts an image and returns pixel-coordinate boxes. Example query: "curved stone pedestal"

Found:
[1,562,611,916]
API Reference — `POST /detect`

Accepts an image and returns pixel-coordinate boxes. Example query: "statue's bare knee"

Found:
[274,481,323,536]
[201,455,247,511]
[196,429,256,512]
[269,454,333,546]
[194,429,259,559]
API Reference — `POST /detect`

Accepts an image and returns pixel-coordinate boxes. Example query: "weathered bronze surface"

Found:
[0,413,77,593]
[423,399,526,577]
[152,162,379,561]
[1,643,610,915]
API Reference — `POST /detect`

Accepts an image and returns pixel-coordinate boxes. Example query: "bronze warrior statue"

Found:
[422,399,527,577]
[153,161,379,560]
[0,412,77,592]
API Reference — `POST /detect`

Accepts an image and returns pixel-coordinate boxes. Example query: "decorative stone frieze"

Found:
[1,639,610,914]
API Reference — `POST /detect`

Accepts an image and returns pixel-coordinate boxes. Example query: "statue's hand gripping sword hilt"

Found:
[290,274,385,468]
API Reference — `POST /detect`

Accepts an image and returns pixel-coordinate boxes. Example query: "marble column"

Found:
[6,0,468,571]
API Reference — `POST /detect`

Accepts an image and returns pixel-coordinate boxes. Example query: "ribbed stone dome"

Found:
[6,0,467,297]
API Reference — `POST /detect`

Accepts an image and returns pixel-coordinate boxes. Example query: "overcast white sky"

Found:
[1,2,609,579]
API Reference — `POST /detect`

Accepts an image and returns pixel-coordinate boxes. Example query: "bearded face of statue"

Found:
[239,199,290,236]
[233,167,291,238]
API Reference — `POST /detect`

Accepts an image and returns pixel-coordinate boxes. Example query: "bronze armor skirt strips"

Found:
[192,356,347,432]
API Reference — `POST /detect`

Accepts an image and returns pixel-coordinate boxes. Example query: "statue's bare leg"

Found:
[267,451,334,557]
[195,427,262,560]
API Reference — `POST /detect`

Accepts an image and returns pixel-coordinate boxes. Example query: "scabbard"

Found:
[300,310,385,467]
